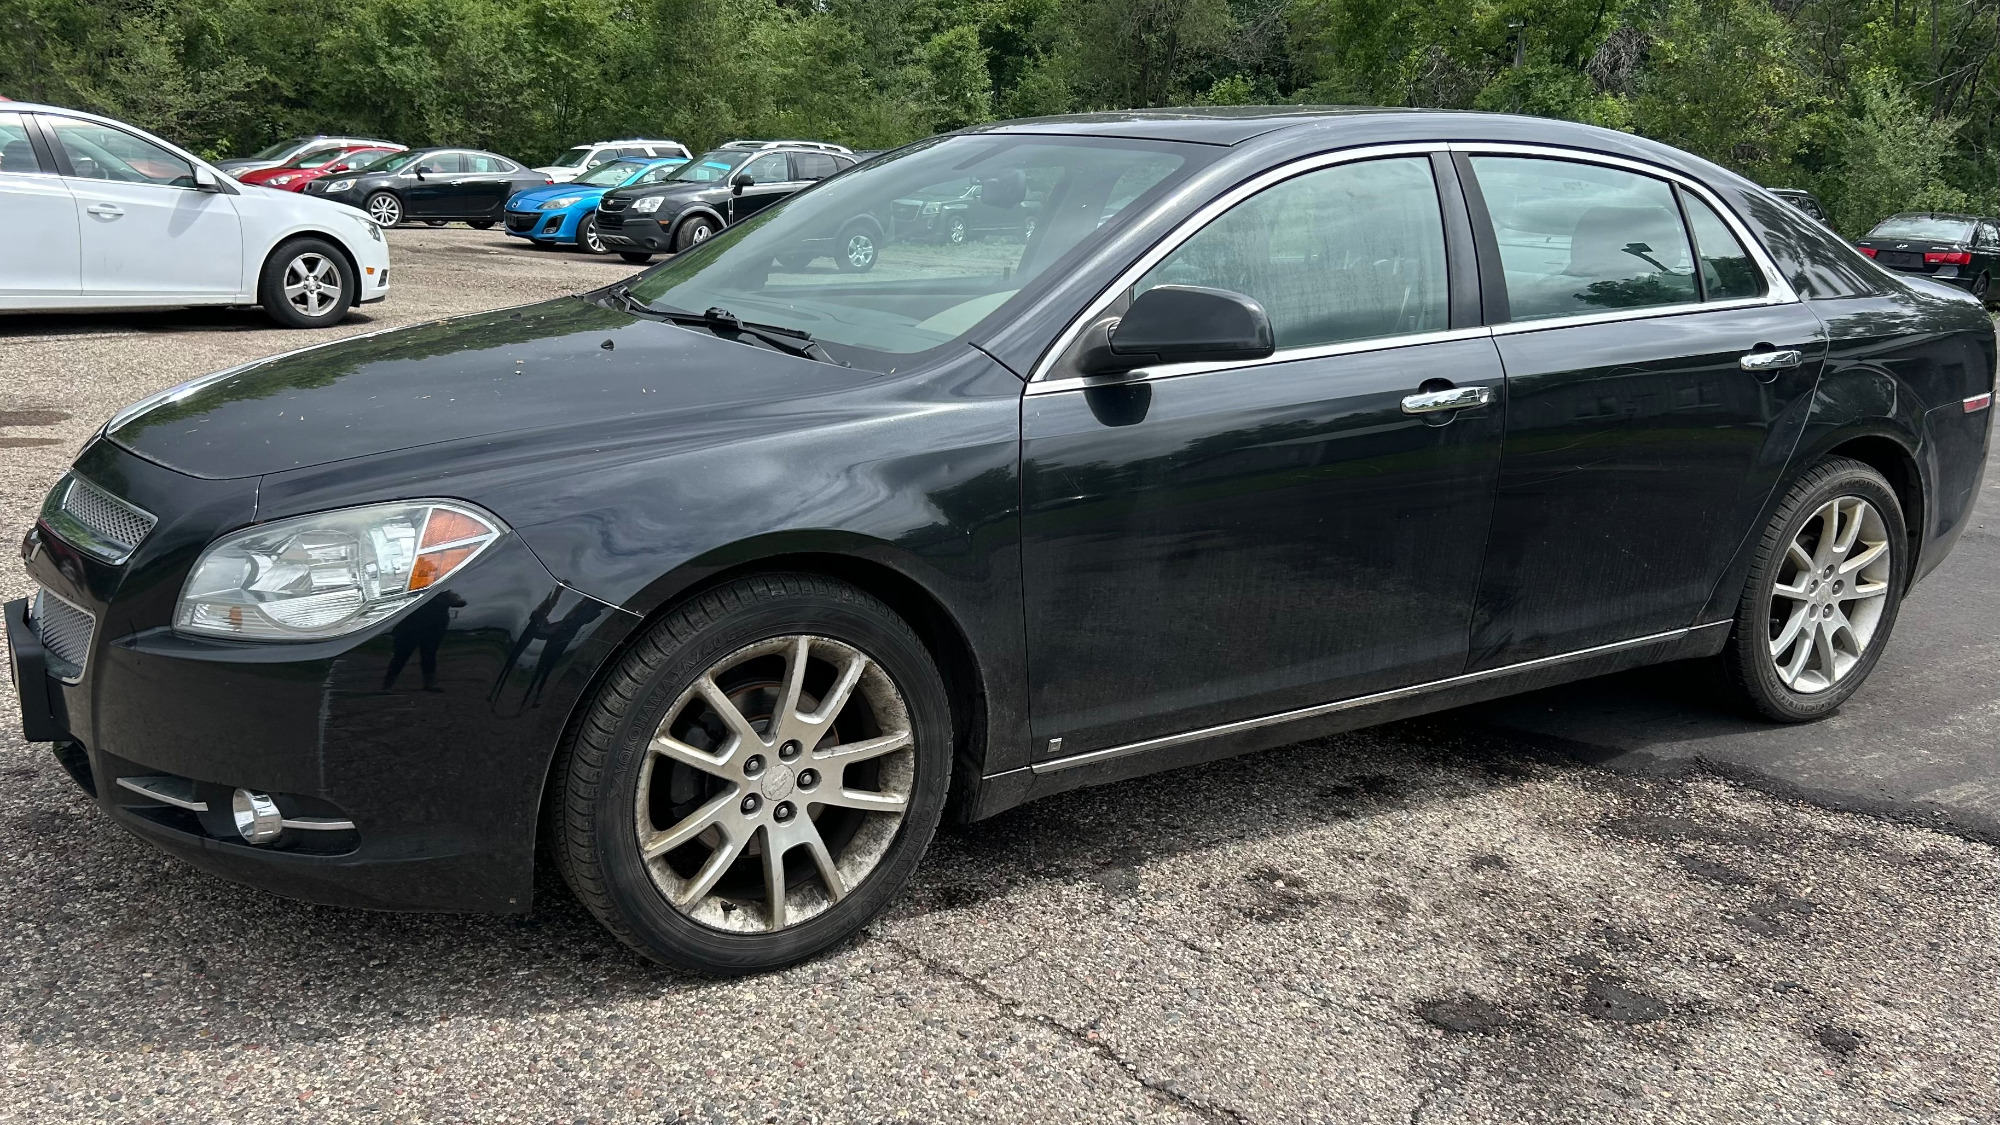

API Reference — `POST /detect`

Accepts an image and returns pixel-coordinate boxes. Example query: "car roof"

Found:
[973,106,1422,145]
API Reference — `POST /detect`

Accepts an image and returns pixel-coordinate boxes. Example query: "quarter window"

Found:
[1470,156,1697,320]
[467,154,511,174]
[1681,193,1766,301]
[1134,156,1450,350]
[0,113,48,174]
[47,117,194,187]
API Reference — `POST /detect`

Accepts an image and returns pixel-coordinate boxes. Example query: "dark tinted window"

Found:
[1681,193,1766,301]
[1471,156,1697,320]
[794,152,839,181]
[0,113,48,174]
[1136,156,1449,349]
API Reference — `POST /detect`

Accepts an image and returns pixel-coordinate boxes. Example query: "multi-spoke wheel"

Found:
[365,191,402,227]
[835,225,877,272]
[1724,457,1907,720]
[257,237,355,328]
[548,573,951,974]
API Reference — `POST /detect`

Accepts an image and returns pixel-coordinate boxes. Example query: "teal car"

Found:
[503,157,686,253]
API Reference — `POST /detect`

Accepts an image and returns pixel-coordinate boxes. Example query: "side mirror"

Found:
[730,171,753,194]
[193,166,223,192]
[1077,285,1275,376]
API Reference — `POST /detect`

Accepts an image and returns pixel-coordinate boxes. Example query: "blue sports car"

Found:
[503,157,687,253]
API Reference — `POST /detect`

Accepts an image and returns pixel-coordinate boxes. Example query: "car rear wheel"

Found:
[257,238,355,329]
[577,214,608,255]
[1722,457,1907,721]
[1972,273,1991,305]
[547,573,952,975]
[676,215,717,252]
[364,192,402,227]
[835,225,877,273]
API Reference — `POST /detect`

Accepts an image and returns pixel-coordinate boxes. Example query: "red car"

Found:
[236,144,405,192]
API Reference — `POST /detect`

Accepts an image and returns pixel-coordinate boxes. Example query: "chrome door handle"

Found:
[1401,385,1494,414]
[85,203,123,218]
[1739,349,1802,372]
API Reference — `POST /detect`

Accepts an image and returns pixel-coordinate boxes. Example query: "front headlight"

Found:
[631,195,666,214]
[921,201,941,216]
[325,178,356,192]
[362,217,383,241]
[270,174,298,185]
[176,500,503,641]
[540,196,584,211]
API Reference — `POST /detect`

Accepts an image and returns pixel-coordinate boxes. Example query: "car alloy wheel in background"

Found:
[366,192,402,227]
[548,573,951,974]
[1724,457,1907,721]
[578,214,608,254]
[836,229,877,272]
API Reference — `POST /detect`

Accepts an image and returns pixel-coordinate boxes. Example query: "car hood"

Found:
[608,181,710,207]
[509,183,608,208]
[105,297,885,480]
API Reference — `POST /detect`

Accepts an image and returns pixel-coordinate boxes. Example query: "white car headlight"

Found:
[176,500,503,641]
[270,174,298,185]
[631,195,666,213]
[325,178,356,192]
[922,201,941,216]
[540,196,584,211]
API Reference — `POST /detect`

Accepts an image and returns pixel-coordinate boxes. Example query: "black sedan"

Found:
[1855,212,2000,303]
[11,110,1994,976]
[304,147,548,228]
[596,143,856,263]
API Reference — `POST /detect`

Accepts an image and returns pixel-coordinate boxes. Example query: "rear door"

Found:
[0,111,80,300]
[457,154,520,217]
[1457,151,1825,667]
[43,114,242,299]
[1020,151,1507,758]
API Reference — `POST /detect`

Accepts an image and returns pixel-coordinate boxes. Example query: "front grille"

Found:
[504,212,537,232]
[597,211,625,231]
[598,196,630,213]
[1878,250,1924,269]
[41,473,157,563]
[32,587,94,683]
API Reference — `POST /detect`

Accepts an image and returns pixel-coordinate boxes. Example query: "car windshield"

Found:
[360,150,423,174]
[250,136,312,160]
[1868,215,1976,242]
[576,159,650,186]
[667,151,753,182]
[548,146,592,168]
[623,135,1205,368]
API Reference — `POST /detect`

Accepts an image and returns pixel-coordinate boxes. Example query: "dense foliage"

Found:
[3,0,1995,234]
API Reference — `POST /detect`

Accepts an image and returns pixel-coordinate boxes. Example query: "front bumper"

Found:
[597,214,670,252]
[8,439,636,913]
[504,208,578,243]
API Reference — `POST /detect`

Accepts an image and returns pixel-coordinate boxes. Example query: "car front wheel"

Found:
[547,573,952,975]
[577,214,609,255]
[619,251,654,265]
[1722,456,1907,721]
[257,238,356,329]
[676,215,717,252]
[364,192,402,227]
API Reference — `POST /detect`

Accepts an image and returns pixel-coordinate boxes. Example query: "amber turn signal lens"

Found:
[422,508,490,549]
[409,546,476,591]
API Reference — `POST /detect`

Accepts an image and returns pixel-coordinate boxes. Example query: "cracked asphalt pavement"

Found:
[2,229,1996,1123]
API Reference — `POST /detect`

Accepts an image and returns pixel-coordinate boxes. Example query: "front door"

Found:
[727,152,797,224]
[404,152,466,217]
[43,115,242,299]
[0,112,79,298]
[1020,153,1505,757]
[1458,153,1827,667]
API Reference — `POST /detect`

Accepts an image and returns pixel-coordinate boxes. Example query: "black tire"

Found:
[1721,456,1908,722]
[469,220,495,230]
[675,214,717,252]
[1972,273,1991,306]
[834,224,878,273]
[425,220,448,227]
[547,573,953,975]
[577,213,609,255]
[257,237,356,329]
[619,251,654,265]
[364,192,402,227]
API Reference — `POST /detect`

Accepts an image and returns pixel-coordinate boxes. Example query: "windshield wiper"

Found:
[662,306,843,365]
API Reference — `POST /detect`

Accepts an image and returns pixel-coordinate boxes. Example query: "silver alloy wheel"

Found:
[582,218,604,253]
[281,253,343,319]
[689,221,712,244]
[367,193,400,226]
[1022,215,1036,241]
[636,634,914,933]
[1768,496,1892,693]
[947,216,967,244]
[844,232,875,268]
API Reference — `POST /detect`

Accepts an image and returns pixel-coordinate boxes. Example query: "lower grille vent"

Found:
[32,587,94,683]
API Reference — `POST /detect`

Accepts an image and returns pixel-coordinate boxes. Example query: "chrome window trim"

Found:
[1025,140,1800,390]
[1032,621,1732,775]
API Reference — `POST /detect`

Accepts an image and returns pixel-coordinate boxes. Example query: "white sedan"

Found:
[0,103,391,328]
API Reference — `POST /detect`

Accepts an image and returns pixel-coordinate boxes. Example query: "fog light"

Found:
[232,789,284,844]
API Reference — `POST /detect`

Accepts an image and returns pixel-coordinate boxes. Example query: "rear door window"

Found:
[1470,156,1698,320]
[1681,193,1767,301]
[0,113,49,174]
[1134,155,1450,349]
[794,152,839,181]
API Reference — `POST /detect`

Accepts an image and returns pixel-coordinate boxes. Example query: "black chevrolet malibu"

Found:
[304,146,547,228]
[9,110,1994,975]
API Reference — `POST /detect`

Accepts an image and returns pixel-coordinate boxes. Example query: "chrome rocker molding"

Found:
[1032,622,1732,775]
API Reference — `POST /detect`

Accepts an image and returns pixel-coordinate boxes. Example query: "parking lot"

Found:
[2,228,1997,1124]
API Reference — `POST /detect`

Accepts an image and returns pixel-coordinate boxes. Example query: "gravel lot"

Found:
[2,228,1996,1124]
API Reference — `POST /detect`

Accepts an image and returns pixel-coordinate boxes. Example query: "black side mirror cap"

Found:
[1078,285,1275,376]
[730,172,753,193]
